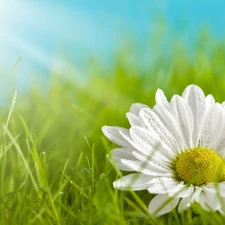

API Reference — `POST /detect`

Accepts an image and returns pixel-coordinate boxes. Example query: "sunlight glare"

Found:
[0,0,17,42]
[0,0,12,26]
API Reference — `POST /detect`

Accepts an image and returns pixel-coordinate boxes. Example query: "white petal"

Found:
[217,182,225,197]
[132,150,171,170]
[205,94,215,110]
[130,126,175,160]
[117,128,171,165]
[222,101,225,110]
[200,103,224,148]
[200,187,221,211]
[120,159,172,176]
[149,194,179,217]
[153,104,185,152]
[155,89,170,110]
[206,182,225,197]
[178,186,202,212]
[182,85,206,147]
[169,184,194,198]
[113,173,153,190]
[192,186,203,202]
[147,178,184,194]
[131,145,172,169]
[126,112,142,126]
[170,95,193,148]
[102,126,133,148]
[110,148,136,160]
[178,196,192,212]
[108,148,138,171]
[212,111,225,153]
[132,151,172,173]
[129,103,149,116]
[139,108,179,158]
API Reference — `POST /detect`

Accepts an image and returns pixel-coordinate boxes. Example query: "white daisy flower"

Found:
[102,84,225,217]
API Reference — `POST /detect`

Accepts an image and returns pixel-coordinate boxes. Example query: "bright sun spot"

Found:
[0,0,13,28]
[0,0,79,71]
[0,0,19,43]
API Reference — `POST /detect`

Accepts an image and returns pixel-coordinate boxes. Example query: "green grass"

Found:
[2,34,225,224]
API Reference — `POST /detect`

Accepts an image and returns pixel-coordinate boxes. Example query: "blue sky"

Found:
[0,0,225,83]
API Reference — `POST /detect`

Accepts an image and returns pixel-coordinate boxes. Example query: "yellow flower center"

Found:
[175,147,225,186]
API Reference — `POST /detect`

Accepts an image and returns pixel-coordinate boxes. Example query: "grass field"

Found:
[1,34,225,224]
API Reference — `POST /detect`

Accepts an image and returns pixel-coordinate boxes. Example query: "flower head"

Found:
[102,84,225,216]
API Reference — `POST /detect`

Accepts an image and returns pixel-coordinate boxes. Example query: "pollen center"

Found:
[175,147,225,186]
